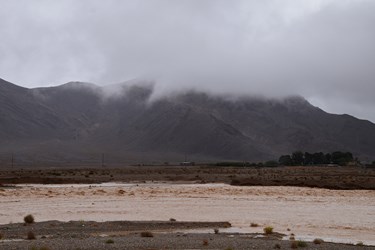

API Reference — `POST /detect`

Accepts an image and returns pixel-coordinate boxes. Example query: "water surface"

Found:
[1,183,374,245]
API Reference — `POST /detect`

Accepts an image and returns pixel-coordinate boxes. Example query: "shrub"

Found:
[0,232,3,239]
[214,228,219,234]
[313,238,324,244]
[24,214,35,224]
[263,226,273,234]
[223,222,231,228]
[274,243,281,249]
[169,218,176,222]
[140,231,154,237]
[106,239,114,244]
[27,231,36,240]
[203,239,209,246]
[250,223,259,227]
[297,240,308,247]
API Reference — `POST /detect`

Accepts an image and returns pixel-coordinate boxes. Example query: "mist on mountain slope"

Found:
[1,1,375,121]
[1,77,375,165]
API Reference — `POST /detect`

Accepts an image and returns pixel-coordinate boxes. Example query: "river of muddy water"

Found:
[0,183,374,245]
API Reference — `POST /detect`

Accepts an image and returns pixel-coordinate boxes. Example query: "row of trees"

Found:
[279,151,354,166]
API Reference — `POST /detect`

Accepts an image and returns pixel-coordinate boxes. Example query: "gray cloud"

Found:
[0,0,374,121]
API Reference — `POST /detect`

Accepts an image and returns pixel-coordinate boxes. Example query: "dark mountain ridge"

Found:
[1,78,375,165]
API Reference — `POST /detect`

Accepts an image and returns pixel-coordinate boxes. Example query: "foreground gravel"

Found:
[0,221,373,250]
[1,233,374,250]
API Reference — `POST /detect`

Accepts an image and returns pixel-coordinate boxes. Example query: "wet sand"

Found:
[1,183,374,246]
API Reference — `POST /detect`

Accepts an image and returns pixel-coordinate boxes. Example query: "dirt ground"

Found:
[0,165,374,189]
[1,221,374,250]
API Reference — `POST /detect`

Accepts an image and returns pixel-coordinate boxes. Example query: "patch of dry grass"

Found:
[263,226,273,234]
[313,238,324,244]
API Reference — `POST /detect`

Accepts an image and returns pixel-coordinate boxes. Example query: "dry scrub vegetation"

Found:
[24,214,35,224]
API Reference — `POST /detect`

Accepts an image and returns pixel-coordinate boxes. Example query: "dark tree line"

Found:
[279,151,354,166]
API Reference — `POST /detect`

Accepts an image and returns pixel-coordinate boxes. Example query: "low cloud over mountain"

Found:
[1,1,375,122]
[1,78,375,165]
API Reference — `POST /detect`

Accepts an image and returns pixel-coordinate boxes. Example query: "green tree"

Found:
[304,152,313,165]
[279,155,292,166]
[325,153,332,164]
[292,151,304,166]
[331,151,353,165]
[312,152,325,165]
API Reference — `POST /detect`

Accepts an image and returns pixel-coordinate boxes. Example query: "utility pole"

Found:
[11,153,14,168]
[101,153,105,167]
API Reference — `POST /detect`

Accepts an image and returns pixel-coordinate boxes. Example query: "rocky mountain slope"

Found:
[1,78,375,165]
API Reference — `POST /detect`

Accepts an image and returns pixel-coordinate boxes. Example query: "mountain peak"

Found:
[1,78,375,163]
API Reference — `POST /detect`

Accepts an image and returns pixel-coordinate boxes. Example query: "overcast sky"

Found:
[1,0,374,122]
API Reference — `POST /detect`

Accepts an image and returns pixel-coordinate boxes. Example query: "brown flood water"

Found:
[0,183,374,245]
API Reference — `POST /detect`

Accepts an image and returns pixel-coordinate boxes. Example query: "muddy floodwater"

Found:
[0,183,374,245]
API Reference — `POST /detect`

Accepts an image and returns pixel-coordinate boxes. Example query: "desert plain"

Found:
[0,166,374,249]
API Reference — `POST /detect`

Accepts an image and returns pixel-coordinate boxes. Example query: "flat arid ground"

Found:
[1,166,374,189]
[0,166,374,249]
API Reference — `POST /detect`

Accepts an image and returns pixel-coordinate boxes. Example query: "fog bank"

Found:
[0,0,374,121]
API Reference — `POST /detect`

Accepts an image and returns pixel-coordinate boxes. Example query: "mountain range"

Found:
[1,77,375,165]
